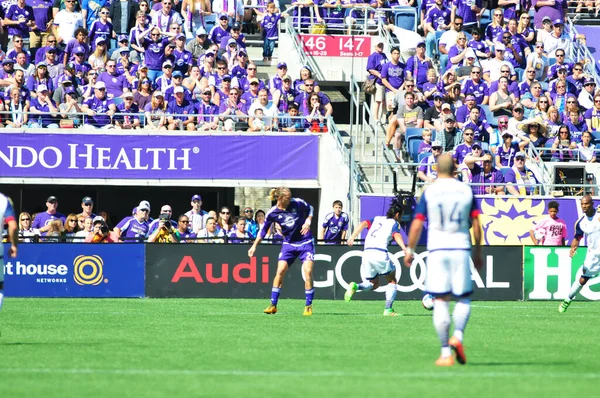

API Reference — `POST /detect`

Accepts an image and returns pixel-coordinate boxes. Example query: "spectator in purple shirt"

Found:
[4,0,37,48]
[167,86,196,130]
[319,200,349,243]
[461,66,489,105]
[32,196,67,234]
[29,0,54,53]
[81,81,117,128]
[114,91,141,129]
[114,202,150,242]
[29,84,59,128]
[453,128,476,165]
[97,59,129,98]
[464,153,506,195]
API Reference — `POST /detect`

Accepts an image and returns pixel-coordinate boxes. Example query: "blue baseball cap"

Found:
[191,194,202,201]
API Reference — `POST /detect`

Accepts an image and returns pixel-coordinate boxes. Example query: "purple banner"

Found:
[0,133,319,180]
[360,195,584,246]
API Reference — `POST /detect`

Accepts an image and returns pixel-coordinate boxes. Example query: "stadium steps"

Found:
[235,187,272,213]
[568,9,600,25]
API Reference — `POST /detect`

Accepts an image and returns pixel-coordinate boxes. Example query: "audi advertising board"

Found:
[145,245,522,300]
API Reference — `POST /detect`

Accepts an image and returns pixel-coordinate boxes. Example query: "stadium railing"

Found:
[566,17,600,84]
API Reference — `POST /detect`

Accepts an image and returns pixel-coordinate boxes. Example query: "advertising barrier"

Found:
[145,244,523,300]
[2,243,145,297]
[524,246,600,301]
[0,133,319,180]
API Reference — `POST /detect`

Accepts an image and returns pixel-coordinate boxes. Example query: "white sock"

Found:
[0,290,4,311]
[568,280,583,300]
[385,283,397,309]
[452,299,471,342]
[433,300,451,356]
[357,281,373,291]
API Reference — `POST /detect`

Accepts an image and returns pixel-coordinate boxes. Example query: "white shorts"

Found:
[425,249,473,297]
[360,249,395,280]
[375,83,385,102]
[583,254,600,278]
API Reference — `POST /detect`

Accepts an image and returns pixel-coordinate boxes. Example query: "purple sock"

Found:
[271,287,281,305]
[305,288,314,306]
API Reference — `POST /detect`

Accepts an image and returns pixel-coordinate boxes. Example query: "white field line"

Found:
[0,367,599,379]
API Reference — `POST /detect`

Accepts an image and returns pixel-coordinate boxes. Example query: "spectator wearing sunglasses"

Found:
[88,6,112,51]
[417,140,443,183]
[18,212,40,242]
[463,152,506,195]
[526,41,549,82]
[579,78,597,111]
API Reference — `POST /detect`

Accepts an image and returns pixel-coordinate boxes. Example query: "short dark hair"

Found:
[548,201,559,211]
[333,200,343,207]
[390,46,400,53]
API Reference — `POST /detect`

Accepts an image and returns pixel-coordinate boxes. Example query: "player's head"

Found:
[387,199,403,221]
[270,187,292,208]
[581,194,594,215]
[436,153,456,178]
[548,201,559,218]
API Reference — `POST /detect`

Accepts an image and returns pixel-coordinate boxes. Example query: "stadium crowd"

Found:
[0,0,334,132]
[362,1,598,195]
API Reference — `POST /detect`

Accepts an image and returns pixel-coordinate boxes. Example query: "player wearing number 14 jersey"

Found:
[405,154,483,367]
[344,200,407,316]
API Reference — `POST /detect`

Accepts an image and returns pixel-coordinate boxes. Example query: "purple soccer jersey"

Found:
[32,211,66,230]
[365,50,387,85]
[116,216,149,241]
[88,19,113,50]
[97,72,128,98]
[173,49,193,74]
[425,6,451,30]
[82,96,114,127]
[321,211,349,242]
[143,38,169,70]
[5,3,35,38]
[461,79,489,105]
[496,142,520,167]
[30,0,53,34]
[453,142,473,165]
[261,13,281,40]
[380,61,405,91]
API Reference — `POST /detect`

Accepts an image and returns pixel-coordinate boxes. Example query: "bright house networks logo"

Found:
[73,255,105,285]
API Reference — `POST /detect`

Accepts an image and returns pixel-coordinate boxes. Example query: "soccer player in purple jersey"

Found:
[248,187,315,316]
[0,192,18,319]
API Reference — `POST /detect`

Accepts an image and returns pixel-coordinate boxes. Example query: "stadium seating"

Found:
[392,7,418,32]
[480,104,498,128]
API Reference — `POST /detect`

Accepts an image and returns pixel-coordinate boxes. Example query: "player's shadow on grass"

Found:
[470,360,575,366]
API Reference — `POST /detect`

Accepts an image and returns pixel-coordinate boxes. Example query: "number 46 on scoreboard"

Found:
[299,35,371,57]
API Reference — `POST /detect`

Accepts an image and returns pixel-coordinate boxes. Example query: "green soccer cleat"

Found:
[345,282,358,302]
[558,299,571,313]
[383,308,400,317]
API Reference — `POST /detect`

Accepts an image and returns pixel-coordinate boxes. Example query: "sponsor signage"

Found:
[2,243,145,297]
[299,35,371,57]
[524,246,600,300]
[360,196,586,246]
[145,245,522,300]
[0,133,319,180]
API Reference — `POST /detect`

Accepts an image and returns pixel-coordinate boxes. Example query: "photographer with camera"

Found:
[85,216,120,243]
[148,213,178,243]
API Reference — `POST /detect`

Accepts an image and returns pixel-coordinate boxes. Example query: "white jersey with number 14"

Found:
[414,179,480,251]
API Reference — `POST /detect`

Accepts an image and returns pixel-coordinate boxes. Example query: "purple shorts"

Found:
[278,240,315,265]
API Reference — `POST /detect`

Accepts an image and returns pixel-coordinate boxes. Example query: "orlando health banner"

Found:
[0,133,319,180]
[2,243,145,297]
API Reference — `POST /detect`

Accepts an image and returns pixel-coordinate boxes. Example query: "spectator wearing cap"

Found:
[151,0,183,33]
[214,73,233,105]
[97,59,129,98]
[164,70,192,102]
[4,1,36,50]
[423,95,444,130]
[495,130,529,168]
[88,38,109,70]
[187,27,211,62]
[580,79,597,111]
[268,62,288,95]
[230,49,249,78]
[167,86,196,130]
[504,151,539,195]
[88,6,113,51]
[173,33,193,75]
[380,46,405,113]
[114,201,150,242]
[53,2,84,46]
[482,43,515,83]
[29,84,59,128]
[32,196,66,235]
[78,196,97,218]
[464,152,506,195]
[26,61,55,97]
[209,12,231,46]
[453,127,478,166]
[239,76,261,114]
[454,48,478,82]
[532,0,565,29]
[423,0,452,59]
[437,113,461,152]
[536,16,554,44]
[163,41,177,67]
[418,140,442,183]
[405,42,433,92]
[114,91,141,129]
[455,94,482,127]
[81,81,117,128]
[35,34,63,65]
[155,60,175,93]
[58,87,82,126]
[144,90,167,129]
[63,28,90,66]
[542,19,571,59]
[42,47,64,85]
[85,216,120,243]
[138,26,171,83]
[219,22,246,51]
[108,0,139,46]
[115,49,137,82]
[461,65,489,105]
[196,87,220,130]
[110,35,131,61]
[185,194,209,233]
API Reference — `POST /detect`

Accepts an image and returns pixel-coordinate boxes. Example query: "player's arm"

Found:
[471,212,483,270]
[318,226,325,240]
[393,231,407,251]
[301,205,313,235]
[347,220,370,247]
[570,220,583,257]
[248,216,272,257]
[529,228,539,245]
[5,197,18,257]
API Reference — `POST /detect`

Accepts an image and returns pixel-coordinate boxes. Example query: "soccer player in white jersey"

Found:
[405,154,483,367]
[0,192,19,319]
[559,195,600,313]
[344,200,407,316]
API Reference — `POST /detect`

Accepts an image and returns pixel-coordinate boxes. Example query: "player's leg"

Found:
[345,250,381,301]
[448,250,473,365]
[0,258,4,311]
[299,243,315,316]
[425,251,454,366]
[382,271,399,316]
[559,256,598,313]
[264,259,290,314]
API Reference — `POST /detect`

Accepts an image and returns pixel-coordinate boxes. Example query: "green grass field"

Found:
[1,298,599,397]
